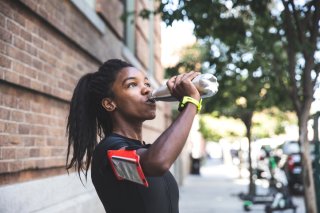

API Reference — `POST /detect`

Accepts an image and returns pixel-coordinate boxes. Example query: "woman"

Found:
[66,59,202,213]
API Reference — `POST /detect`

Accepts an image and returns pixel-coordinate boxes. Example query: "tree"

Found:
[159,0,320,212]
[161,5,293,197]
[165,36,292,195]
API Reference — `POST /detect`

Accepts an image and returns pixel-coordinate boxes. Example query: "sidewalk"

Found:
[179,158,305,213]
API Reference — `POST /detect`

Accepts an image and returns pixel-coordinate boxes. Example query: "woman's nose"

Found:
[141,85,152,95]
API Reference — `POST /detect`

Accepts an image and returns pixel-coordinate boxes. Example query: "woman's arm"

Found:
[137,71,201,176]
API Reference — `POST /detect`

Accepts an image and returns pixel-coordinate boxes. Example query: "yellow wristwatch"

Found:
[178,96,202,113]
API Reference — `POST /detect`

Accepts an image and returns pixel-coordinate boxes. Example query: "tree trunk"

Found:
[241,111,254,195]
[298,109,318,213]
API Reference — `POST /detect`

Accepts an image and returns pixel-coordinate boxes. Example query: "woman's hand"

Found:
[166,71,201,101]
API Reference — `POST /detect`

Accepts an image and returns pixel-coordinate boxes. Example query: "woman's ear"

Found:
[102,98,116,112]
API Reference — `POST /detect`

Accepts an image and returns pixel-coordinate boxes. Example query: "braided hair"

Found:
[66,59,133,180]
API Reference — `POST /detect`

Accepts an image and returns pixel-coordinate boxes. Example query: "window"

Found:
[124,0,135,53]
[70,0,106,34]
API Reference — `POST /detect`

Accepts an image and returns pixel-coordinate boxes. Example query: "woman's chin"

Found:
[146,112,156,120]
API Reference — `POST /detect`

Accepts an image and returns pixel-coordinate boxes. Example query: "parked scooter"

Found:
[240,146,297,212]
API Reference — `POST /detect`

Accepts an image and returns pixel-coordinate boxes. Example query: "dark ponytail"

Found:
[66,59,133,180]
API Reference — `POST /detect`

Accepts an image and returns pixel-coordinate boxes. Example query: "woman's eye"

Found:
[145,83,151,87]
[128,83,137,88]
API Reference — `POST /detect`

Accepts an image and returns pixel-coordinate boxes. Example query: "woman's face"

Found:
[111,67,156,121]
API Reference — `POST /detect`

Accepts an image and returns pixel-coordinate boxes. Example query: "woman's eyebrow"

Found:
[122,77,136,86]
[122,76,149,85]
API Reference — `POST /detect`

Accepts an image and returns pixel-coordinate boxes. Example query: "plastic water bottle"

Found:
[148,73,219,102]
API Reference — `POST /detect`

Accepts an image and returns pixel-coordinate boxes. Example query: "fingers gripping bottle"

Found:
[148,73,219,102]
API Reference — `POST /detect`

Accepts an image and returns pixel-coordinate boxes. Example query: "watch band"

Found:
[178,96,202,112]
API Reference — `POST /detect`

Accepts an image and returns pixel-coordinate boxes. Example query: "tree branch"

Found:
[288,0,306,45]
[309,0,320,48]
[282,0,301,114]
[312,63,320,89]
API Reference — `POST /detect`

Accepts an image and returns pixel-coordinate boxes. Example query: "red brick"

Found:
[17,97,30,111]
[23,159,36,169]
[30,148,40,157]
[20,28,32,42]
[30,126,43,135]
[7,45,22,60]
[39,148,51,157]
[43,85,52,94]
[0,55,11,68]
[0,41,7,54]
[23,137,35,146]
[0,108,10,120]
[38,7,49,21]
[4,122,18,134]
[19,75,31,87]
[0,162,9,173]
[34,137,45,146]
[12,61,24,74]
[8,161,23,172]
[27,22,39,36]
[24,66,37,78]
[25,43,37,56]
[30,80,42,91]
[39,51,55,65]
[32,58,42,70]
[38,28,48,40]
[4,70,19,84]
[45,158,64,167]
[30,102,40,112]
[1,135,22,146]
[35,159,45,169]
[0,121,5,132]
[51,148,65,157]
[16,148,30,159]
[18,124,30,134]
[10,111,24,122]
[7,19,20,35]
[2,148,16,159]
[0,14,6,28]
[0,68,4,79]
[32,36,43,48]
[3,93,17,108]
[13,12,26,27]
[37,72,48,83]
[0,27,12,43]
[13,35,25,50]
[0,1,14,19]
[20,51,32,64]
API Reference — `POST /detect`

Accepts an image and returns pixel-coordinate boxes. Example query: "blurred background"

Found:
[0,0,319,213]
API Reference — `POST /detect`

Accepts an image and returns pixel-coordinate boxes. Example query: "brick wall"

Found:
[0,0,104,183]
[0,0,168,186]
[0,1,175,211]
[0,82,68,174]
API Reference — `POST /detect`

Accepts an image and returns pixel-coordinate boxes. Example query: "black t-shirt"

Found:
[91,133,179,213]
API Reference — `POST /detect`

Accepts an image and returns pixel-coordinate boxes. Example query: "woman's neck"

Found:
[112,120,143,141]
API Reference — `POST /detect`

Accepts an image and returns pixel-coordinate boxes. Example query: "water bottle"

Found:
[148,73,219,102]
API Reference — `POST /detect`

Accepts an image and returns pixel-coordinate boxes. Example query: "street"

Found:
[179,158,305,213]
